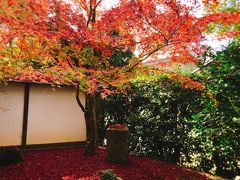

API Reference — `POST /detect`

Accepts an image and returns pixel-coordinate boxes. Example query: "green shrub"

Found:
[195,39,240,177]
[99,40,240,178]
[103,77,204,162]
[100,169,117,180]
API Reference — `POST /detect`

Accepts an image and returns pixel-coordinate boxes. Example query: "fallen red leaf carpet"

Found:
[0,147,212,179]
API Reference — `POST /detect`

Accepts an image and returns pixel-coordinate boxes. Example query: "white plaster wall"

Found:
[0,83,24,146]
[27,84,86,144]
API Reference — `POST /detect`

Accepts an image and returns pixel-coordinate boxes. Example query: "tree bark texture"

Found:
[84,93,98,156]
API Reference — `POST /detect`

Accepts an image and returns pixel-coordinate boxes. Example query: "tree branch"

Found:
[142,15,168,43]
[124,44,168,73]
[167,18,183,42]
[95,0,103,8]
[86,11,92,27]
[76,83,86,112]
[87,0,97,27]
[129,5,168,43]
[67,59,74,68]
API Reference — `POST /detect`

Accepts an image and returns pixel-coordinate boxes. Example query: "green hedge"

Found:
[103,77,205,164]
[99,40,240,178]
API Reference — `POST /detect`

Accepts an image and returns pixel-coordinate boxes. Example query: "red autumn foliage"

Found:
[0,0,239,91]
[170,74,205,90]
[0,147,213,180]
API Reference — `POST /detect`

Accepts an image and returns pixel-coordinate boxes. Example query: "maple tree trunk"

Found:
[84,0,98,156]
[84,93,98,156]
[95,96,105,145]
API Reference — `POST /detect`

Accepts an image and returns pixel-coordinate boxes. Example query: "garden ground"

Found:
[0,147,216,179]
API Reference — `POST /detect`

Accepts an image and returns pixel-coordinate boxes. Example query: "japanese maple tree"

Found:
[0,0,239,155]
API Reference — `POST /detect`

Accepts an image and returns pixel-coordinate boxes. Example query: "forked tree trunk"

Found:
[84,93,98,156]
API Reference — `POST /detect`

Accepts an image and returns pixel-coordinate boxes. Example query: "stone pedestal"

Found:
[106,127,129,164]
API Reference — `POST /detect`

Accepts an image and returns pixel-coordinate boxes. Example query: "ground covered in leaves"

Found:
[0,147,213,179]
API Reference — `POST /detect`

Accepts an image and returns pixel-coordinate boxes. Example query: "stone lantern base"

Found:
[106,127,129,164]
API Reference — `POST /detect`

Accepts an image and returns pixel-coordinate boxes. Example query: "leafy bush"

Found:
[100,169,117,180]
[103,77,205,164]
[99,40,240,178]
[195,39,240,177]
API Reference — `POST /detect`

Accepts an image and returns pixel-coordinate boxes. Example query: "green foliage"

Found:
[109,48,133,67]
[195,39,240,177]
[100,40,240,178]
[100,169,117,180]
[103,77,205,164]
